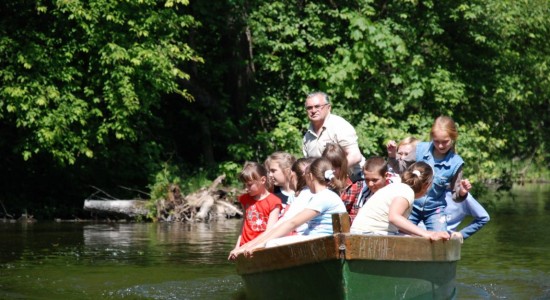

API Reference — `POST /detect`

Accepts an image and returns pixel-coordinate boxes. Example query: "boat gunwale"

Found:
[236,232,461,275]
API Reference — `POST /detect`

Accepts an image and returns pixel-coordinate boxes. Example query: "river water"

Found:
[0,184,549,299]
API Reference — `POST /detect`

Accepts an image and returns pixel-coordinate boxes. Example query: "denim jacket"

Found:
[414,141,464,211]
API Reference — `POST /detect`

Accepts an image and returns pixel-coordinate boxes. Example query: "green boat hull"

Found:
[241,259,456,299]
[236,214,460,299]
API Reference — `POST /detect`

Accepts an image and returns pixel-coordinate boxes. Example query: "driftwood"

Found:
[83,175,242,222]
[157,174,243,222]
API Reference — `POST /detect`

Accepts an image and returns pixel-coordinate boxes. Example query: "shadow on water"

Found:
[1,184,550,299]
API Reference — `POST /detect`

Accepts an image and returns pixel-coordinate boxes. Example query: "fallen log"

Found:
[216,199,243,218]
[195,194,215,221]
[84,200,149,217]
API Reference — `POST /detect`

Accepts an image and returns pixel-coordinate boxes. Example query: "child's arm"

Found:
[242,209,318,253]
[457,196,490,240]
[387,140,397,158]
[265,206,281,231]
[228,234,242,260]
[233,234,242,249]
[388,197,450,241]
[228,212,245,260]
[450,167,469,201]
[459,179,472,197]
[228,204,281,260]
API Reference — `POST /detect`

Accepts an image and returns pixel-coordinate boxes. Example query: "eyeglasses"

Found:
[305,103,329,111]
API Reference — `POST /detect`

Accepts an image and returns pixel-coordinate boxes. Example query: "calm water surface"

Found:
[1,184,549,299]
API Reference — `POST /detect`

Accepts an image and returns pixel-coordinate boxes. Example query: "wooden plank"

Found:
[235,235,340,275]
[332,212,351,233]
[344,234,461,262]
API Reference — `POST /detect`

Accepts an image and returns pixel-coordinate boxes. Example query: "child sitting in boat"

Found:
[264,151,296,208]
[229,162,282,257]
[352,156,396,222]
[277,157,316,234]
[321,143,364,218]
[350,162,450,241]
[229,157,346,258]
[228,158,314,260]
[387,117,472,231]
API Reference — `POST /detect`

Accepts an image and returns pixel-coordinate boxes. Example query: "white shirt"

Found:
[303,113,364,175]
[279,187,314,234]
[351,182,415,234]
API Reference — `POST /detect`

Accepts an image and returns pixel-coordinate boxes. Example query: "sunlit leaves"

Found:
[0,0,201,164]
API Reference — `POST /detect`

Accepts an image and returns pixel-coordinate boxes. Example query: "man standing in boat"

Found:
[302,91,365,182]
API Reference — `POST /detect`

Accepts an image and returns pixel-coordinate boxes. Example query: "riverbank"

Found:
[1,159,548,222]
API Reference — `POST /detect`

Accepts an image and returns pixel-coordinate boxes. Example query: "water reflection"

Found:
[0,219,243,299]
[83,223,141,247]
[79,221,241,266]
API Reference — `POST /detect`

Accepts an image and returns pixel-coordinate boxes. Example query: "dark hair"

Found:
[400,162,433,194]
[362,156,387,177]
[239,161,272,191]
[292,157,315,196]
[322,143,349,182]
[307,157,344,191]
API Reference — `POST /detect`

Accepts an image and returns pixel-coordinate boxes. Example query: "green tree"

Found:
[0,0,201,164]
[0,0,201,216]
[1,0,549,218]
[230,0,550,183]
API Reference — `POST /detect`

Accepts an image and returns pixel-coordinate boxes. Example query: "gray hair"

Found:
[306,91,330,104]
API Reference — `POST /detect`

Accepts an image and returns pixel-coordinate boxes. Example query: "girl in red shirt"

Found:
[229,162,282,256]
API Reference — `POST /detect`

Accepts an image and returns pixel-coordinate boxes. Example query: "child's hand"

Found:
[459,179,472,196]
[426,231,450,241]
[244,243,265,258]
[387,140,397,158]
[450,231,464,244]
[228,248,243,260]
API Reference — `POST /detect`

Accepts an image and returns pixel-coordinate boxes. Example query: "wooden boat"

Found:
[235,213,461,299]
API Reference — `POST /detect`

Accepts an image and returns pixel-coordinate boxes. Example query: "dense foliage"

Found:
[0,0,548,218]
